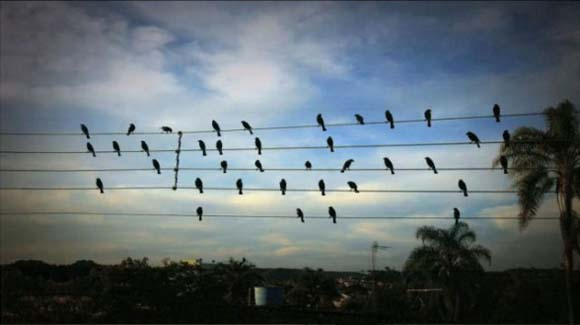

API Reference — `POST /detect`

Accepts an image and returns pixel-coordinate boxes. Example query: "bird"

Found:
[383,157,395,174]
[220,160,228,173]
[355,114,365,125]
[305,161,312,170]
[216,140,223,155]
[198,140,207,156]
[236,179,243,195]
[425,157,437,174]
[341,159,354,173]
[141,141,150,157]
[318,179,326,196]
[316,114,326,131]
[255,137,262,155]
[279,179,287,195]
[453,208,460,225]
[500,156,508,174]
[81,124,90,139]
[127,123,136,136]
[458,179,468,197]
[241,121,253,134]
[466,131,481,148]
[493,104,501,122]
[196,206,203,221]
[161,126,173,133]
[385,110,395,129]
[86,142,96,157]
[212,120,221,137]
[296,208,304,223]
[328,206,337,224]
[347,181,359,193]
[195,178,204,194]
[112,141,121,156]
[152,159,161,174]
[327,136,334,152]
[502,130,511,147]
[96,178,104,194]
[255,160,264,172]
[424,109,432,127]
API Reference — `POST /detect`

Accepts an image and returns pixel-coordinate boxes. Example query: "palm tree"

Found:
[493,100,579,324]
[216,258,263,305]
[404,222,491,321]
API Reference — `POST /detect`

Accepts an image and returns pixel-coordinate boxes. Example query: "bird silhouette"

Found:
[161,126,173,133]
[96,178,104,194]
[255,160,264,172]
[425,157,437,174]
[81,124,90,139]
[424,109,432,127]
[355,114,365,125]
[385,110,395,129]
[255,137,262,155]
[220,160,228,173]
[493,104,501,122]
[329,206,337,224]
[458,179,468,197]
[341,159,354,173]
[196,206,203,221]
[236,179,243,195]
[112,141,121,156]
[318,179,326,196]
[502,130,510,147]
[316,114,326,131]
[152,159,161,174]
[279,178,287,195]
[216,140,223,155]
[195,178,204,194]
[198,140,207,156]
[141,141,150,157]
[466,131,481,148]
[347,181,359,193]
[212,120,221,137]
[383,157,395,174]
[127,123,136,136]
[500,156,508,174]
[86,142,96,157]
[453,208,460,225]
[241,121,253,134]
[296,208,304,223]
[305,161,312,170]
[327,136,334,152]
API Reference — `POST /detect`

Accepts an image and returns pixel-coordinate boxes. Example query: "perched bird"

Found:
[385,110,395,129]
[453,208,460,225]
[198,140,207,156]
[305,161,312,170]
[241,121,253,135]
[493,104,501,122]
[383,157,395,174]
[279,179,287,195]
[216,140,223,155]
[195,178,204,194]
[255,137,262,155]
[347,181,359,193]
[141,141,150,157]
[152,159,161,174]
[196,206,203,221]
[296,208,304,223]
[502,130,511,147]
[81,124,90,139]
[355,114,365,125]
[425,157,437,174]
[220,160,228,173]
[86,142,96,157]
[112,141,121,156]
[318,179,326,196]
[212,120,221,137]
[424,109,432,127]
[327,136,334,152]
[161,126,173,133]
[255,160,264,172]
[341,159,354,173]
[316,113,326,131]
[328,206,337,224]
[458,179,468,197]
[466,131,481,148]
[127,123,136,136]
[96,178,104,194]
[236,178,243,195]
[500,155,508,174]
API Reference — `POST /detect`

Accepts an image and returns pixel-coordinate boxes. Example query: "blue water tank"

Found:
[254,286,283,306]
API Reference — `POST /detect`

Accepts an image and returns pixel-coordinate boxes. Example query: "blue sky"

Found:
[1,1,579,271]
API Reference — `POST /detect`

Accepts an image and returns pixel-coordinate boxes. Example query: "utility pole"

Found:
[370,241,390,297]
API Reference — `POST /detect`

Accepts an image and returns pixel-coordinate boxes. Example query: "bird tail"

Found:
[199,189,204,194]
[199,216,202,221]
[390,122,394,129]
[390,169,395,175]
[332,218,336,224]
[249,130,253,135]
[282,191,285,195]
[260,168,264,172]
[427,121,431,127]
[146,152,150,157]
[217,131,221,137]
[157,170,161,175]
[433,168,438,174]
[322,125,327,131]
[330,147,334,152]
[495,116,500,122]
[477,143,480,148]
[321,191,325,196]
[463,191,468,197]
[117,152,121,157]
[258,149,261,155]
[100,189,104,194]
[126,132,130,136]
[203,151,207,156]
[219,151,223,155]
[223,169,226,174]
[92,152,96,157]
[238,189,243,195]
[355,189,359,193]
[503,169,508,174]
[340,169,345,173]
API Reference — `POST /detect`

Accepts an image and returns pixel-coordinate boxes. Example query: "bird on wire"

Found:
[81,124,90,139]
[220,160,228,173]
[212,120,221,137]
[280,179,287,195]
[458,179,468,197]
[236,178,243,195]
[198,140,207,156]
[355,114,365,125]
[385,110,395,129]
[296,208,304,223]
[127,123,136,136]
[87,142,96,157]
[96,178,104,194]
[493,104,501,122]
[152,159,161,174]
[424,109,432,127]
[241,121,253,135]
[327,136,334,152]
[255,160,264,172]
[316,113,326,131]
[161,126,173,133]
[197,206,203,221]
[112,141,121,156]
[341,159,354,173]
[255,137,262,155]
[195,178,204,194]
[347,181,359,193]
[329,206,337,224]
[318,179,326,196]
[425,157,437,174]
[216,140,223,155]
[383,157,395,174]
[503,130,511,147]
[305,161,312,170]
[453,208,460,225]
[466,131,481,148]
[141,141,150,157]
[500,156,508,174]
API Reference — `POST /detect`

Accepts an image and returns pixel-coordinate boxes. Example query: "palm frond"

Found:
[514,166,554,228]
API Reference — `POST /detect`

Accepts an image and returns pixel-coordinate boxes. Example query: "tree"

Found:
[216,258,263,305]
[493,100,579,324]
[286,268,340,309]
[403,222,491,321]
